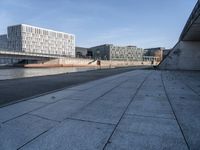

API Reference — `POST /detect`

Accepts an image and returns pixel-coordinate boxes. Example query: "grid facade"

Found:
[1,24,75,57]
[110,45,144,61]
[0,34,8,49]
[90,44,144,61]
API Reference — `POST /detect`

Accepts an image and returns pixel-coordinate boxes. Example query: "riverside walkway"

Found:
[0,70,200,150]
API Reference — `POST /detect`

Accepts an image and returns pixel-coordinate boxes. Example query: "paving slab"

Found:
[162,71,200,149]
[0,101,45,123]
[126,96,174,119]
[0,114,58,150]
[70,98,129,124]
[105,130,188,150]
[105,115,187,150]
[70,73,148,124]
[137,88,166,97]
[66,75,132,101]
[30,99,88,122]
[127,71,174,119]
[66,85,117,101]
[29,89,77,104]
[19,119,114,150]
[117,114,182,137]
[68,70,133,91]
[1,70,200,149]
[173,71,200,95]
[169,98,200,149]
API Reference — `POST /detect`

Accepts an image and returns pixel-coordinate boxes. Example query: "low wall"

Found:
[159,41,200,70]
[24,57,156,68]
[100,60,155,67]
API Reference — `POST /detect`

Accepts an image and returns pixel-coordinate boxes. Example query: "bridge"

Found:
[159,0,200,70]
[0,49,65,60]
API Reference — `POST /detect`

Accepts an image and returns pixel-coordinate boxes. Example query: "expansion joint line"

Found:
[102,71,152,150]
[65,75,136,120]
[161,71,190,150]
[17,130,50,150]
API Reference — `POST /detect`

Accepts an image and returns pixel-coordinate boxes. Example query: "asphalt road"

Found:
[0,66,151,106]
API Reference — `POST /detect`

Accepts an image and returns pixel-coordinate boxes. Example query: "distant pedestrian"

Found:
[97,60,101,69]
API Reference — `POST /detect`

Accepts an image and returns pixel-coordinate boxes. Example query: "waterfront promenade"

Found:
[0,69,200,149]
[0,66,148,106]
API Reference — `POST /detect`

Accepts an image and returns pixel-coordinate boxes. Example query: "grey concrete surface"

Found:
[0,114,58,150]
[162,71,200,149]
[0,101,45,123]
[105,115,188,150]
[20,119,114,150]
[0,70,199,150]
[30,99,89,122]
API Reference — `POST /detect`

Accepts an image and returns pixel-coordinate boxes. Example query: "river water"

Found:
[0,67,96,80]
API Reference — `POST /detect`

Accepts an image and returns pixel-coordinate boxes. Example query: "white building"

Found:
[0,24,75,57]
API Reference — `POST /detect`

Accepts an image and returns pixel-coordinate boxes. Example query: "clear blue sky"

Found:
[0,0,197,48]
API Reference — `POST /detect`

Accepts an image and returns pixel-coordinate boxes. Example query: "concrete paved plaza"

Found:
[0,70,200,150]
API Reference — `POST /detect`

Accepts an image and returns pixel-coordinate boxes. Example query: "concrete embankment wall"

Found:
[100,60,155,67]
[159,41,200,70]
[24,58,93,67]
[24,57,156,68]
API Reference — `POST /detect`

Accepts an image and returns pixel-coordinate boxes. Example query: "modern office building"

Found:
[0,24,75,57]
[90,44,144,61]
[75,47,89,58]
[162,49,171,59]
[0,34,8,49]
[144,47,165,62]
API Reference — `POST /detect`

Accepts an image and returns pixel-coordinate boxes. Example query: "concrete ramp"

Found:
[159,41,200,70]
[159,0,200,70]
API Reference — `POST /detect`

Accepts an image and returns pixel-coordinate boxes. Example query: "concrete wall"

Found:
[24,57,155,68]
[100,60,154,67]
[159,41,200,70]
